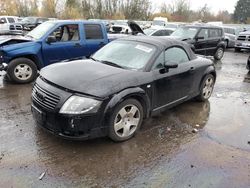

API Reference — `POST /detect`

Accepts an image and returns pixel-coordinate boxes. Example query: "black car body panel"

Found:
[32,36,216,140]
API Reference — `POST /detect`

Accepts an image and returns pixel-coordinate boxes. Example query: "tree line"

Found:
[0,0,249,23]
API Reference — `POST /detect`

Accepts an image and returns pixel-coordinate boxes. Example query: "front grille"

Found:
[15,25,22,30]
[237,35,247,41]
[113,26,122,32]
[32,83,60,111]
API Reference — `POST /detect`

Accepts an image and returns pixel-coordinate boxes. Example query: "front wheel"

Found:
[196,74,215,102]
[214,47,224,60]
[7,58,38,84]
[108,99,144,142]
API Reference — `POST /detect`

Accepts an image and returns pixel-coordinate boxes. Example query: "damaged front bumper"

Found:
[0,63,7,71]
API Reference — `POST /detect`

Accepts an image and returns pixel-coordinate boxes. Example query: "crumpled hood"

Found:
[0,35,33,48]
[40,60,151,98]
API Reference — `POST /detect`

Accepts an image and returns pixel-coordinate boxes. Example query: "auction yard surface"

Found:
[0,50,250,188]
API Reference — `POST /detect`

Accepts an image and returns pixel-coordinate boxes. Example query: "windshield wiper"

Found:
[90,57,97,61]
[100,60,124,68]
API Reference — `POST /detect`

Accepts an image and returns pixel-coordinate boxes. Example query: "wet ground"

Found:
[0,50,250,188]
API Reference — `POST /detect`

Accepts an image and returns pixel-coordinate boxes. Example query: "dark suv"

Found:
[170,25,226,60]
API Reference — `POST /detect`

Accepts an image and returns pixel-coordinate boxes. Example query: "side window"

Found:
[49,24,79,42]
[197,29,209,39]
[84,24,103,39]
[152,52,164,70]
[152,30,163,36]
[165,47,189,64]
[209,29,221,38]
[7,17,15,23]
[0,17,7,23]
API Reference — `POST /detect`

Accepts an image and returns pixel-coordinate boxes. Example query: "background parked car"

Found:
[0,16,23,35]
[152,17,168,27]
[144,28,174,36]
[235,30,250,52]
[223,26,237,48]
[20,17,49,31]
[169,25,226,60]
[110,20,132,34]
[0,20,144,83]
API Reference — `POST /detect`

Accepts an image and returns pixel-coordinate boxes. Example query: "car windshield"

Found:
[26,22,55,40]
[21,17,36,23]
[144,28,156,35]
[92,41,156,70]
[171,27,199,39]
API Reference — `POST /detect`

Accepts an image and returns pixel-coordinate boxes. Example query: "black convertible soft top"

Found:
[119,36,197,60]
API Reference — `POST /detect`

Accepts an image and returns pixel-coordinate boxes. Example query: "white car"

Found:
[110,20,132,34]
[0,16,23,35]
[144,28,175,36]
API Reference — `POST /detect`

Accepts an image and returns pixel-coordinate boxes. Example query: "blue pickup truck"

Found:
[0,20,143,83]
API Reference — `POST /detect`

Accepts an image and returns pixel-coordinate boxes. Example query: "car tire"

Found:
[214,47,224,60]
[7,58,38,84]
[196,74,215,102]
[108,99,144,142]
[235,47,241,52]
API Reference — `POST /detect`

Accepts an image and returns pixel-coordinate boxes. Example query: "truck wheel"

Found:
[108,99,144,142]
[7,58,38,84]
[214,47,224,60]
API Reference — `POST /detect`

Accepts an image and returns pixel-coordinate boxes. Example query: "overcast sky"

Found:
[152,0,239,13]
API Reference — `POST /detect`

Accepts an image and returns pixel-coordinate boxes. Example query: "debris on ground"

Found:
[192,129,198,133]
[247,141,250,145]
[39,171,47,180]
[167,127,171,131]
[190,165,195,168]
[216,94,223,98]
[195,124,200,128]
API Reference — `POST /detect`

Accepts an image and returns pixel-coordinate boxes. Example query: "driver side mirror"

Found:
[46,36,57,44]
[159,63,178,74]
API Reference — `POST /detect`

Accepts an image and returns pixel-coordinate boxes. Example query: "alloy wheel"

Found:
[114,104,141,138]
[202,77,214,99]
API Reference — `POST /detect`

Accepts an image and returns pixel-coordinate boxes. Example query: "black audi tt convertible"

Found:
[31,36,216,142]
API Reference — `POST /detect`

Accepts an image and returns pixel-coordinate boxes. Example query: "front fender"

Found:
[3,42,43,67]
[104,87,151,119]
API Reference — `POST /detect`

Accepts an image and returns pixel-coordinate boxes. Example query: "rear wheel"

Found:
[214,47,224,60]
[7,58,37,84]
[108,99,144,142]
[196,74,215,102]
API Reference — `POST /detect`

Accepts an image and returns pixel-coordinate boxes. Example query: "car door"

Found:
[152,47,195,110]
[42,24,86,66]
[83,24,108,56]
[206,28,223,56]
[194,28,209,55]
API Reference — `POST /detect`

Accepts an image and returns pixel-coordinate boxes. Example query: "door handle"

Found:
[189,67,195,73]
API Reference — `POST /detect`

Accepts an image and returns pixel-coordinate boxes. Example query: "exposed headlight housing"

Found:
[59,96,102,115]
